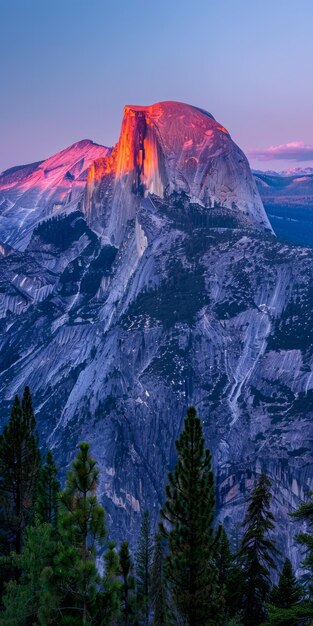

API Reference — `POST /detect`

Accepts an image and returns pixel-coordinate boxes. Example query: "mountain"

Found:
[254,170,313,247]
[0,140,110,250]
[254,167,313,177]
[85,101,272,243]
[0,102,312,569]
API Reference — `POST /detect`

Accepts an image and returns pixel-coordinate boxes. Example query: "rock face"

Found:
[0,140,110,250]
[85,102,272,243]
[0,102,312,571]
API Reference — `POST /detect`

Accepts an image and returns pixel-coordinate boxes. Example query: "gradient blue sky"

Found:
[1,0,313,172]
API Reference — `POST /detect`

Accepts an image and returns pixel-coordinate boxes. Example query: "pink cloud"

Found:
[247,142,313,162]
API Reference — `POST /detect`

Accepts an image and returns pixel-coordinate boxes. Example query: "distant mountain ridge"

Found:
[253,167,313,177]
[253,169,313,247]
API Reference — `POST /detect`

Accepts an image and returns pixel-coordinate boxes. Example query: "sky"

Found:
[1,0,313,173]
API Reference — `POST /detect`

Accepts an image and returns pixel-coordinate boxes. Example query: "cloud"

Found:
[247,142,313,162]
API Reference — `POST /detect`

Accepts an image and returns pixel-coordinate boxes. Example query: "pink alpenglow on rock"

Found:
[85,101,272,244]
[0,140,110,250]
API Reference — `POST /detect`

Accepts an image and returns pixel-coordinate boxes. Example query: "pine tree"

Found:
[0,387,40,556]
[135,511,153,625]
[225,617,244,626]
[92,540,122,626]
[214,525,244,621]
[151,532,167,626]
[262,603,313,626]
[270,558,302,608]
[59,442,107,625]
[119,541,136,626]
[215,525,233,599]
[239,473,277,626]
[291,493,313,599]
[1,521,59,625]
[160,405,222,626]
[101,541,122,625]
[35,449,60,528]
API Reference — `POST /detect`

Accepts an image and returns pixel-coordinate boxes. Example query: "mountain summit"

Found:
[84,101,272,243]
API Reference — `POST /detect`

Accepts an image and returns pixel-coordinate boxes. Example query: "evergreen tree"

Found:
[135,511,153,625]
[214,525,244,621]
[239,473,277,626]
[103,541,122,624]
[151,532,167,626]
[215,525,232,586]
[1,521,59,625]
[58,442,107,625]
[35,450,60,528]
[270,558,302,609]
[261,603,313,626]
[119,541,136,626]
[0,387,40,556]
[225,617,244,626]
[160,405,222,626]
[291,493,313,599]
[93,540,122,626]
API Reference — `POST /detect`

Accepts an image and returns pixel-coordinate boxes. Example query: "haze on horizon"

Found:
[1,0,313,173]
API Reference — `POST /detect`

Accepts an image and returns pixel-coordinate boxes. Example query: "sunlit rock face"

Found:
[0,102,311,573]
[84,101,272,244]
[0,140,110,250]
